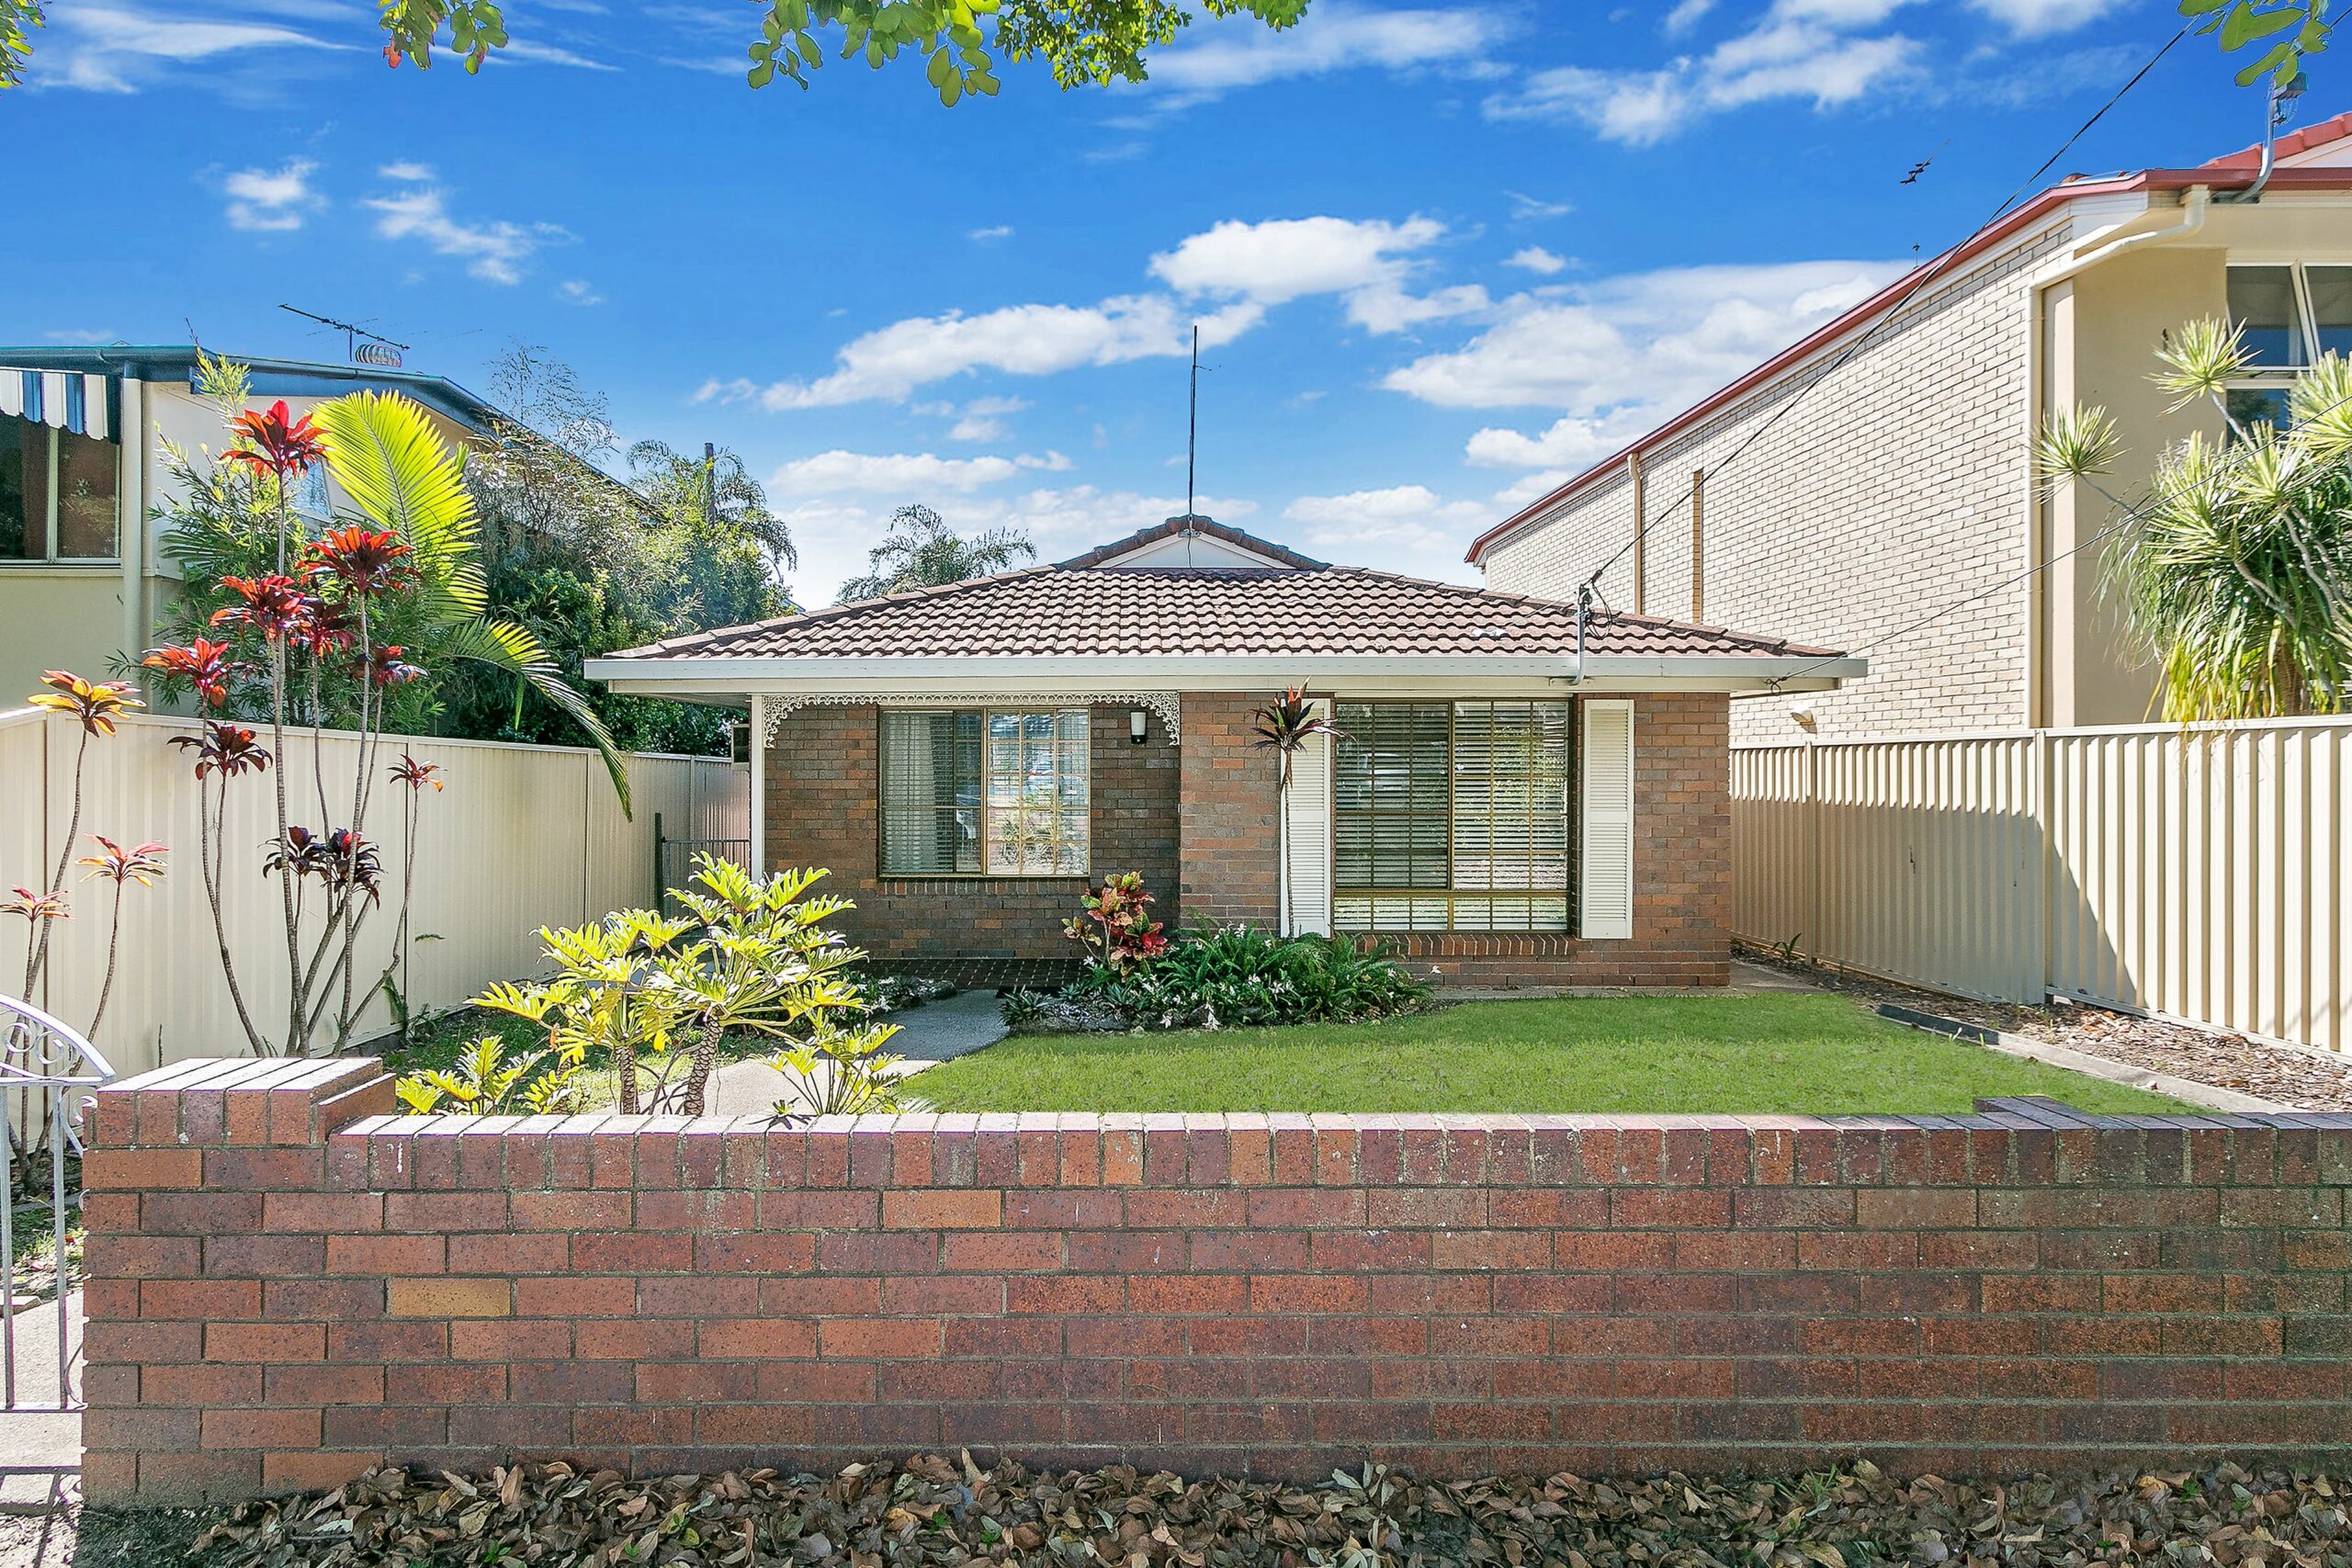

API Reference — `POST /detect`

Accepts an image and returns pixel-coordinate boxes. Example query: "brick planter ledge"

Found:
[81,1057,2352,1504]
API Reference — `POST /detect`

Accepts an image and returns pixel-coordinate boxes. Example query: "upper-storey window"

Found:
[2223,264,2352,430]
[0,415,119,563]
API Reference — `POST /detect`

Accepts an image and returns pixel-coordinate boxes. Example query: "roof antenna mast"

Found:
[279,304,410,367]
[1184,323,1201,567]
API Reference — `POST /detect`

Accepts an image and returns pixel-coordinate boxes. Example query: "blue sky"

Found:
[3,0,2325,604]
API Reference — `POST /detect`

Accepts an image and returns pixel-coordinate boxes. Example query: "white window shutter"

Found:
[1282,701,1334,936]
[1579,699,1634,940]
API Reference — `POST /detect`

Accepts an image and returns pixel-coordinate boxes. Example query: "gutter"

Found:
[582,652,1866,686]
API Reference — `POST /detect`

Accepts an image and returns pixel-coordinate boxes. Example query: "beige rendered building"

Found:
[0,348,500,709]
[1468,115,2352,742]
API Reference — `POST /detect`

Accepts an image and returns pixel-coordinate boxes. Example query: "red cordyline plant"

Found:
[16,671,144,1000]
[1063,871,1170,975]
[1250,685,1345,939]
[140,397,445,1055]
[76,838,166,1038]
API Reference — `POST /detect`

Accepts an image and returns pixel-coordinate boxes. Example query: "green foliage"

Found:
[1016,924,1434,1032]
[151,370,635,809]
[2040,317,2352,719]
[0,0,40,89]
[837,503,1035,603]
[395,1034,586,1115]
[2180,0,2329,88]
[448,345,791,758]
[366,0,1308,105]
[473,856,900,1116]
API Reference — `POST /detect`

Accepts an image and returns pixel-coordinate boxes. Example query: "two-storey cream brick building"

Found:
[1468,115,2352,742]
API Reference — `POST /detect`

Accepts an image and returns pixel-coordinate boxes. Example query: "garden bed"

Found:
[164,1456,2352,1568]
[914,993,2188,1114]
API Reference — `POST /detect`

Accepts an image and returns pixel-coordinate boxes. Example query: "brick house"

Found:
[587,517,1860,987]
[1466,113,2352,742]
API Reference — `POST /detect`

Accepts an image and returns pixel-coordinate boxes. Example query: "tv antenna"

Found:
[1183,324,1216,565]
[279,304,410,367]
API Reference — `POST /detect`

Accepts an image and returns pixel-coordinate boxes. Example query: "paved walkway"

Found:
[709,989,1007,1118]
[0,1292,80,1514]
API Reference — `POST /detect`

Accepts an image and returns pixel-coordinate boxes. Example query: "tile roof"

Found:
[606,562,1845,662]
[1054,515,1327,570]
[2202,108,2352,171]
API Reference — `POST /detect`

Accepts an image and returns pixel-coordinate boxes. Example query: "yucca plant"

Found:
[2038,317,2352,720]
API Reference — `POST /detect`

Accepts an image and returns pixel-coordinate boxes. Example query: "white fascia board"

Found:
[584,650,1864,695]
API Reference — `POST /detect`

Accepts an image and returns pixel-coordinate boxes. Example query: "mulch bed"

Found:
[1739,945,2352,1112]
[187,1455,2351,1568]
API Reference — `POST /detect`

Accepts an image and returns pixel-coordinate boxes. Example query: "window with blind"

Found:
[879,709,1090,875]
[1332,700,1572,931]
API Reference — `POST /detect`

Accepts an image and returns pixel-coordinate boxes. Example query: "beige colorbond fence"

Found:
[1732,717,2349,1054]
[0,706,746,1074]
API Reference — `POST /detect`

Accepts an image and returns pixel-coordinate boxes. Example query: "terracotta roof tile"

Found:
[607,564,1844,662]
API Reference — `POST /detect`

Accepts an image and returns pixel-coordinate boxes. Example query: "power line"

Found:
[1577,20,2192,595]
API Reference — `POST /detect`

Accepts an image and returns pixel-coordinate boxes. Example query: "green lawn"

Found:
[914,993,2188,1116]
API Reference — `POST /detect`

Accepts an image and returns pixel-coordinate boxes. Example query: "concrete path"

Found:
[709,989,1008,1119]
[0,1291,80,1514]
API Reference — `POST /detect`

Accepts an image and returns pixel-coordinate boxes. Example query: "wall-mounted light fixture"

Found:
[1129,709,1149,745]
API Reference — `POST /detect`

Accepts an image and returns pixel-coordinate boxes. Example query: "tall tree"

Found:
[836,503,1035,603]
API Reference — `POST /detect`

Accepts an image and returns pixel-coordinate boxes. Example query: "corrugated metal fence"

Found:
[0,706,747,1073]
[1732,717,2348,1054]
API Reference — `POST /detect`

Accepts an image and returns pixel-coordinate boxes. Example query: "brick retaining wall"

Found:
[83,1058,2352,1504]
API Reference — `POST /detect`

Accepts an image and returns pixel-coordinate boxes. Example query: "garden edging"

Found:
[1873,1003,2290,1114]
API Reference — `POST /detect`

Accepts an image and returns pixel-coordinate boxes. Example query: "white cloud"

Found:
[1966,0,2124,35]
[379,161,435,182]
[1483,4,1923,146]
[770,449,1072,495]
[1141,4,1511,105]
[493,39,619,70]
[559,279,605,306]
[38,6,345,92]
[946,395,1032,442]
[1506,246,1567,275]
[1490,468,1581,513]
[1149,215,1487,335]
[1506,191,1573,221]
[1283,484,1493,556]
[1663,0,1715,35]
[1378,259,1905,473]
[220,158,322,231]
[705,296,1262,410]
[968,225,1013,243]
[363,185,571,285]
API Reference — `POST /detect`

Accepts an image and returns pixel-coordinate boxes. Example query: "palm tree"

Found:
[2039,318,2352,720]
[627,439,797,575]
[314,391,636,813]
[836,503,1035,603]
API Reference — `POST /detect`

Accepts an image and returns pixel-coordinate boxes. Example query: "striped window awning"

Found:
[0,367,116,441]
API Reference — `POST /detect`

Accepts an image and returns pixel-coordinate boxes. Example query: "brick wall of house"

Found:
[1176,692,1283,931]
[763,705,1179,960]
[1478,227,2069,743]
[82,1058,2352,1504]
[763,693,1728,987]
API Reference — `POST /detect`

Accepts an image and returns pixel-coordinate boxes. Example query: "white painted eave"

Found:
[582,650,1865,696]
